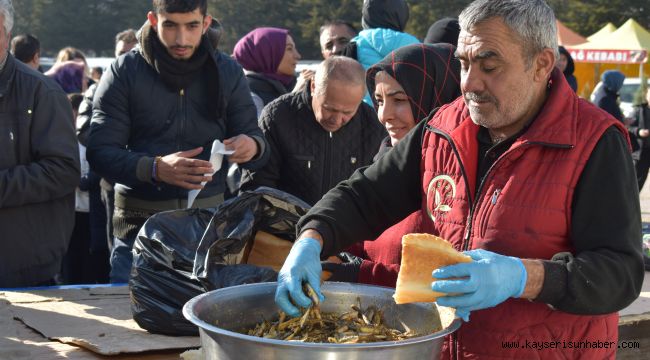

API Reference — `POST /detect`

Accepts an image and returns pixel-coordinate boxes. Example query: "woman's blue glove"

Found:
[274,237,325,317]
[431,249,527,322]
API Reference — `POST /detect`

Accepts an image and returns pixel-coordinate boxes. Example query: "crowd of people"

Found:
[0,0,647,357]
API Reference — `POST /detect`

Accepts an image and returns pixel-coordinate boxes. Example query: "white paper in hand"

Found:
[187,140,234,208]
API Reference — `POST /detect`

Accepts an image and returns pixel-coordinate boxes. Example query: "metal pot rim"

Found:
[183,282,462,349]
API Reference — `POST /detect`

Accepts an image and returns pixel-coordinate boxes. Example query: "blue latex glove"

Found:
[431,249,527,322]
[274,237,325,317]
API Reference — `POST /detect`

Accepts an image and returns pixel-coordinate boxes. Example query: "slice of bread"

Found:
[393,233,472,304]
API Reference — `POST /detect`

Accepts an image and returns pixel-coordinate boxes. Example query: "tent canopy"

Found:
[573,18,650,50]
[587,22,616,42]
[567,19,649,64]
[556,20,587,46]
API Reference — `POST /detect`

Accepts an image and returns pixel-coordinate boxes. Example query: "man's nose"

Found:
[461,66,485,94]
[331,113,346,128]
[176,29,189,45]
[332,41,347,55]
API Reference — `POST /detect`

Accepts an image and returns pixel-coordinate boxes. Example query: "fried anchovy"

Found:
[243,297,426,343]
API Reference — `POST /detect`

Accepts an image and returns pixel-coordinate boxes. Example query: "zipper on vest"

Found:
[427,125,475,249]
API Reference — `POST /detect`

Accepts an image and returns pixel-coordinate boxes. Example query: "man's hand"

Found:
[224,135,258,163]
[156,147,213,190]
[640,129,650,138]
[292,69,315,93]
[431,249,527,322]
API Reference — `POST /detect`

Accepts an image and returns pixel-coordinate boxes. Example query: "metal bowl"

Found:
[183,282,461,360]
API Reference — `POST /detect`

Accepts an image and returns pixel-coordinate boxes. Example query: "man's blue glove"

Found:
[431,249,527,322]
[274,237,325,317]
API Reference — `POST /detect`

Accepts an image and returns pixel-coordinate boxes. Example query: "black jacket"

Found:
[87,36,268,202]
[240,84,386,205]
[245,72,291,106]
[0,54,80,287]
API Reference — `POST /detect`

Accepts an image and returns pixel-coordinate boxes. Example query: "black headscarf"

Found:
[362,0,410,32]
[424,18,460,47]
[366,43,462,122]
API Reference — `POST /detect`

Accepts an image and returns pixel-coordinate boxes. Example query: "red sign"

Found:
[566,48,648,64]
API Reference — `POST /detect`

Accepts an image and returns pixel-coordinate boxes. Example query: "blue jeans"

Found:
[109,205,155,283]
[109,236,136,283]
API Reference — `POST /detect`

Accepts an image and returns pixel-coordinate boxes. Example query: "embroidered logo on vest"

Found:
[427,174,456,222]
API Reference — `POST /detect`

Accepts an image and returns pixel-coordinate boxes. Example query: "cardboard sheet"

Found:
[0,286,199,358]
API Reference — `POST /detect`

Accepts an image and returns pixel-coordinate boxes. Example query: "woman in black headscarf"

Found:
[366,43,462,159]
[322,43,462,286]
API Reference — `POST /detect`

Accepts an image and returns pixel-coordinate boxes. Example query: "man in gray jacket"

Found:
[87,0,269,283]
[0,0,80,287]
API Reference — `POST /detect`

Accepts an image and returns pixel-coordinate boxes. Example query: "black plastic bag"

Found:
[130,187,310,335]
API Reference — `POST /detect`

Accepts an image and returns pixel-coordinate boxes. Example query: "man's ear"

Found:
[310,78,316,94]
[534,48,556,82]
[202,15,213,35]
[147,11,158,31]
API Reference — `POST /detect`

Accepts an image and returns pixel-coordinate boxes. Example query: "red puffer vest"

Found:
[422,70,626,359]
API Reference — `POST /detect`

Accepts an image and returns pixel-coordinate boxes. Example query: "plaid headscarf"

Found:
[366,43,461,121]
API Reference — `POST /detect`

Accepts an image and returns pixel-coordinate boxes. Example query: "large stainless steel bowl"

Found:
[183,282,461,360]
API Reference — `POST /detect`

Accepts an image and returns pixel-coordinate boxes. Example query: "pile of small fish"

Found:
[243,295,419,344]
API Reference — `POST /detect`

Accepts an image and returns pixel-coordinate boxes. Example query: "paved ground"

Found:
[620,182,650,317]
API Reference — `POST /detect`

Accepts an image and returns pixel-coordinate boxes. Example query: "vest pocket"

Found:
[479,188,501,238]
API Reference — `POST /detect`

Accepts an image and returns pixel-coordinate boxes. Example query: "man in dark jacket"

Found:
[0,0,80,287]
[87,0,269,283]
[240,56,385,205]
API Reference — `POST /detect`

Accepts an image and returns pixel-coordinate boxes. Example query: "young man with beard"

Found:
[275,0,644,358]
[87,0,268,283]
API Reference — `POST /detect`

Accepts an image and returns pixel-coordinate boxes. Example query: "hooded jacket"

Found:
[593,70,625,122]
[87,22,268,202]
[343,0,420,105]
[0,54,80,287]
[558,46,577,92]
[361,0,409,31]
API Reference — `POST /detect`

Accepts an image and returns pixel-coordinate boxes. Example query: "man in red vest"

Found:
[274,0,644,358]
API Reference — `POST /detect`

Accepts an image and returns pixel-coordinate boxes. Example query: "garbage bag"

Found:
[130,187,310,336]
